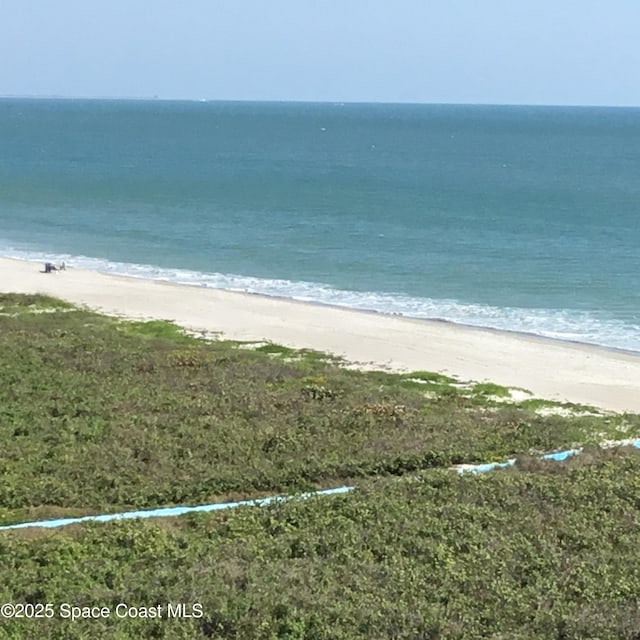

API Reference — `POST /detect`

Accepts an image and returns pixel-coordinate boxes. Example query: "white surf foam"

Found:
[3,244,640,354]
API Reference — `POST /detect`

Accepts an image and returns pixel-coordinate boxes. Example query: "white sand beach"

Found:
[2,256,640,413]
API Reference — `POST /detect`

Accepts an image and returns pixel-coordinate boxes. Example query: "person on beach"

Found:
[43,261,66,273]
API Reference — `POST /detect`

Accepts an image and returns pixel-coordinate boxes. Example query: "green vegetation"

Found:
[2,294,638,526]
[471,381,511,397]
[120,319,202,343]
[517,397,601,414]
[254,342,344,365]
[401,370,457,384]
[4,450,640,639]
[2,294,640,638]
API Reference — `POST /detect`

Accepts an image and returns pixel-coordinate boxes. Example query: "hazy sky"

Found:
[2,0,639,106]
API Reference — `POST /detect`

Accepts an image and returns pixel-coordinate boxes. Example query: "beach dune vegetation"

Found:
[1,294,639,526]
[2,295,640,637]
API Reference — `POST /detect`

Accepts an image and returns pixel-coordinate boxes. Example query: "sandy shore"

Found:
[2,256,640,413]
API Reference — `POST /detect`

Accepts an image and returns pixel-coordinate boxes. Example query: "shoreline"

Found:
[2,255,640,413]
[3,250,638,356]
[5,253,639,359]
[4,248,638,354]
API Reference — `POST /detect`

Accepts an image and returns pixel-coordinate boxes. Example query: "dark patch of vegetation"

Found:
[254,342,298,356]
[0,293,75,316]
[255,342,343,365]
[471,382,512,397]
[0,292,74,309]
[4,450,640,638]
[517,397,601,414]
[119,319,199,343]
[402,370,457,384]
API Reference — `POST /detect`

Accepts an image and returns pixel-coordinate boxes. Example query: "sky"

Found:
[1,0,639,106]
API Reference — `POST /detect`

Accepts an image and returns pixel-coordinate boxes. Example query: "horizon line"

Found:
[1,94,639,110]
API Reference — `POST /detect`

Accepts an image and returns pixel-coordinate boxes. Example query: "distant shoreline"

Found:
[2,95,639,109]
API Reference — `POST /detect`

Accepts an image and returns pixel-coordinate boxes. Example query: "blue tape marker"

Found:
[4,440,640,531]
[0,486,353,532]
[541,449,581,462]
[457,460,516,474]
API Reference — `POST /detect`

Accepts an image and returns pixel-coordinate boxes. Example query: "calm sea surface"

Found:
[1,98,639,350]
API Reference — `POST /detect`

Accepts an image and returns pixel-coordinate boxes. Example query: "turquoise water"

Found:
[1,98,640,350]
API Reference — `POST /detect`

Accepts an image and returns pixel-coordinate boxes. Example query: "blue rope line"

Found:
[2,440,638,531]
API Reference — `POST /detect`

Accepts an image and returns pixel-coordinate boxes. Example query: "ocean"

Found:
[1,98,639,351]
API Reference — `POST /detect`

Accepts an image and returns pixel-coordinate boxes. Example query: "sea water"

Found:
[1,98,639,351]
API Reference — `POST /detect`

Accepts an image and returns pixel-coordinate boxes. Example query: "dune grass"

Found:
[3,450,640,639]
[3,294,640,638]
[1,294,638,526]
